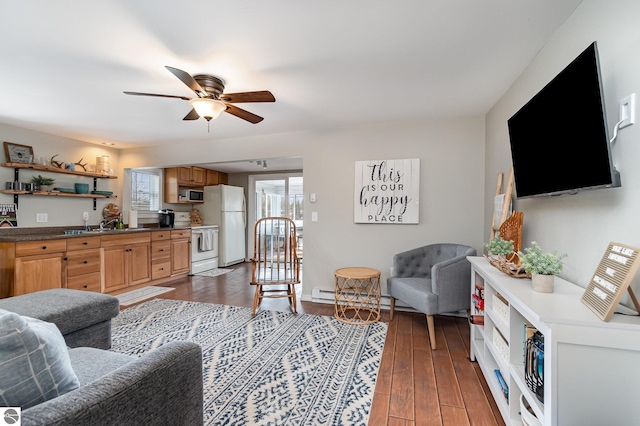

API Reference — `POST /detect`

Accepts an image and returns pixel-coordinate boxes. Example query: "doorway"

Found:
[248,173,303,258]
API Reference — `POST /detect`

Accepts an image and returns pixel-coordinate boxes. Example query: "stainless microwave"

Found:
[179,189,204,202]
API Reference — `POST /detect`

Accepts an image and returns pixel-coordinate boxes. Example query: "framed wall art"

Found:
[3,142,34,164]
[354,158,420,224]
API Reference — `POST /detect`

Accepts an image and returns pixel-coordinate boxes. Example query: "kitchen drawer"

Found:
[101,233,150,248]
[66,249,101,277]
[151,259,171,280]
[151,241,171,260]
[171,229,191,239]
[151,231,171,241]
[67,272,102,292]
[67,236,101,251]
[16,239,67,257]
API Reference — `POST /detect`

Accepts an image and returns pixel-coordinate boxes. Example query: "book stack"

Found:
[472,283,484,313]
[471,284,485,325]
[494,369,509,401]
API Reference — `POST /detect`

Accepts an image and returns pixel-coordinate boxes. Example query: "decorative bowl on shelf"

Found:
[53,187,76,193]
[75,183,89,194]
[483,254,531,278]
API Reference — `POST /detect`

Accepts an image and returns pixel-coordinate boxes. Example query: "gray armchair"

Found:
[387,243,476,349]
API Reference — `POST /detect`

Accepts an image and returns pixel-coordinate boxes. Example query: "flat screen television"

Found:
[507,41,620,199]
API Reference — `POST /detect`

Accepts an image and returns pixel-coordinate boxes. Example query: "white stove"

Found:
[190,225,219,274]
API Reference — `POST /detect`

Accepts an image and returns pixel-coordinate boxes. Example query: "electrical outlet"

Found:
[36,213,48,223]
[390,266,395,277]
[82,212,89,221]
[311,212,318,222]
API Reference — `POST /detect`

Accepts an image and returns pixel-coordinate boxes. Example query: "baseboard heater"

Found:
[302,287,466,318]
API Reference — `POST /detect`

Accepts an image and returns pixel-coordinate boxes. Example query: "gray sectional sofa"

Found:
[0,289,204,425]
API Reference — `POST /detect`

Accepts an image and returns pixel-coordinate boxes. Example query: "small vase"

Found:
[531,273,554,293]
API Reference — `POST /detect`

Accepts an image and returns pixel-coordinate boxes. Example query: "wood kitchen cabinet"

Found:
[206,169,219,185]
[65,236,102,292]
[101,233,151,293]
[165,166,227,203]
[205,170,228,185]
[176,166,206,186]
[151,230,172,280]
[13,239,67,296]
[0,229,190,299]
[170,229,191,275]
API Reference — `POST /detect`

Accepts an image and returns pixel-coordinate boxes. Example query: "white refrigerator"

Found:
[201,185,246,266]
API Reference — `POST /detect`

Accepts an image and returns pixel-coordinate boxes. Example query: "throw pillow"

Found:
[0,308,80,409]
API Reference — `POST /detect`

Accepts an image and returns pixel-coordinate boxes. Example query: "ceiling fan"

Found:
[124,66,275,126]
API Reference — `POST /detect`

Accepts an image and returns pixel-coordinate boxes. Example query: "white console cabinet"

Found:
[468,256,640,426]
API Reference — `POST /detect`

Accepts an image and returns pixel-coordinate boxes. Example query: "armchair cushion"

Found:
[0,309,80,409]
[386,277,437,314]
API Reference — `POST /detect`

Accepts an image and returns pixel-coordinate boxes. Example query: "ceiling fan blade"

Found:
[220,91,276,103]
[183,108,200,121]
[165,66,207,97]
[123,91,191,101]
[224,104,264,124]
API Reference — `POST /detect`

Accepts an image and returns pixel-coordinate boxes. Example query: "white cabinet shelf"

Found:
[468,256,640,426]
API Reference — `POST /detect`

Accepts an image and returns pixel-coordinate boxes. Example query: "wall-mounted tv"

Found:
[507,41,620,199]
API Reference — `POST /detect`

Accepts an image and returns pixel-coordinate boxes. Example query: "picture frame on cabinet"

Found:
[3,142,34,164]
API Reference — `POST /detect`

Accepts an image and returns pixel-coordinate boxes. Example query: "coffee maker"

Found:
[158,209,175,228]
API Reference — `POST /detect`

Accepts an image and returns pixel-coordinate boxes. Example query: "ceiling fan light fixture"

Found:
[189,98,226,121]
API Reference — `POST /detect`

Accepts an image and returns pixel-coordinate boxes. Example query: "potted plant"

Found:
[485,232,515,258]
[30,175,55,192]
[518,241,567,293]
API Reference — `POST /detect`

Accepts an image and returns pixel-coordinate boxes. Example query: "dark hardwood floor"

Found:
[143,262,504,426]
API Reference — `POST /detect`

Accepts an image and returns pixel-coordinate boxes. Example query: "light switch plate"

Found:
[619,93,636,129]
[311,212,318,222]
[36,213,48,222]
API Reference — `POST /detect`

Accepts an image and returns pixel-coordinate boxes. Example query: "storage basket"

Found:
[492,293,509,324]
[492,328,509,364]
[520,394,542,426]
[525,331,544,403]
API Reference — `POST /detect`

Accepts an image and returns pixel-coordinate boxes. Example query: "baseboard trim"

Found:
[303,287,466,317]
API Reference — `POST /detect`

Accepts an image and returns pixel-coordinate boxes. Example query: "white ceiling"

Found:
[0,1,582,169]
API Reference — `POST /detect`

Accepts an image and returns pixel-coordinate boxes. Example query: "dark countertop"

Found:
[0,226,192,242]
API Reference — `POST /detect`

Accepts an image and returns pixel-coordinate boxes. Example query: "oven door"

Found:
[191,228,219,262]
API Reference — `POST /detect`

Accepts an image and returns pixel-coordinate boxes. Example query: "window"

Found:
[131,170,160,212]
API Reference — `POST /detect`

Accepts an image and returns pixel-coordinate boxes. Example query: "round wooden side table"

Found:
[334,267,381,324]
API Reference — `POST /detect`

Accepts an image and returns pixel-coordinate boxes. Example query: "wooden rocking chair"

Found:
[251,217,301,316]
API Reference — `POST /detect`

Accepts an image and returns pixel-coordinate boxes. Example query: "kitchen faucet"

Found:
[100,218,118,230]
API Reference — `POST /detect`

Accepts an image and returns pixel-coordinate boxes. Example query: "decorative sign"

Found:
[354,158,419,224]
[581,242,640,321]
[0,204,17,227]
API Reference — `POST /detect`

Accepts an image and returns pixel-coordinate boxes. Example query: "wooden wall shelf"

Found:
[0,190,116,199]
[1,162,118,179]
[1,162,117,210]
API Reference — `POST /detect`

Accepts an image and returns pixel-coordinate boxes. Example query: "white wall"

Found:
[0,123,120,227]
[121,118,486,296]
[485,0,640,304]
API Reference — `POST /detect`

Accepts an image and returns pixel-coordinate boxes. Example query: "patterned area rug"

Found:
[115,286,175,306]
[110,299,387,425]
[193,268,234,277]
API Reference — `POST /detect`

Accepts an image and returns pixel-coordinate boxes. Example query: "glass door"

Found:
[249,173,303,257]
